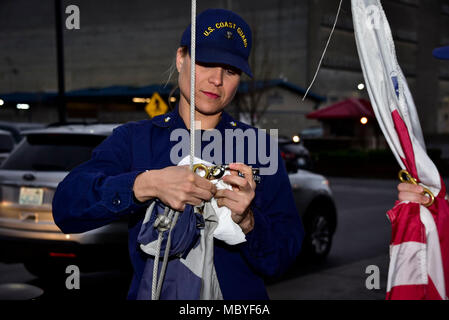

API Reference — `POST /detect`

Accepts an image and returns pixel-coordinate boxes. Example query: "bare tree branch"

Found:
[234,20,274,126]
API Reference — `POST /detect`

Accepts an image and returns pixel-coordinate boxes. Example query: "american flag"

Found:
[352,0,449,300]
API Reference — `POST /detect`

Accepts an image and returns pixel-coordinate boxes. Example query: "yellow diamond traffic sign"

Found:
[145,92,169,118]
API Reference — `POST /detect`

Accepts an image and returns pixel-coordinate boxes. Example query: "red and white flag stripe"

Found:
[352,0,449,300]
[386,202,447,299]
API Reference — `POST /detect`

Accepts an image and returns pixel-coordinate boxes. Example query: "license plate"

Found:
[19,187,44,206]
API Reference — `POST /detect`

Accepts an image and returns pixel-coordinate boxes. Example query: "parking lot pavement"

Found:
[267,254,389,300]
[267,176,449,300]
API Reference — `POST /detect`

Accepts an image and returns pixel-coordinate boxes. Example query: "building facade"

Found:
[0,0,448,136]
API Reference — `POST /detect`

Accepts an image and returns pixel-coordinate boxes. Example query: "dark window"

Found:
[0,133,15,152]
[1,133,107,171]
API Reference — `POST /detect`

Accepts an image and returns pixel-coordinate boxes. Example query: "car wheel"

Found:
[302,207,334,261]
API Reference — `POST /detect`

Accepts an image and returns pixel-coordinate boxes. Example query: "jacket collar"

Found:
[152,104,241,132]
[151,104,184,129]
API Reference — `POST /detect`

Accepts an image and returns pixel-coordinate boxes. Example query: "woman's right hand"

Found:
[132,166,217,211]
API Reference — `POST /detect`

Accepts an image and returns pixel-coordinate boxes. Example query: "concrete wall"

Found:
[234,86,321,137]
[0,0,309,92]
[308,0,449,135]
[0,0,448,135]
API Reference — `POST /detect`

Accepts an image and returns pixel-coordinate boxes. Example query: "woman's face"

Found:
[176,47,241,116]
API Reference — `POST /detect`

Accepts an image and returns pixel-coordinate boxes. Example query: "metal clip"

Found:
[192,164,228,180]
[193,164,261,183]
[153,214,172,232]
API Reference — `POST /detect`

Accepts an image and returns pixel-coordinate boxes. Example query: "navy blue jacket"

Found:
[52,105,304,300]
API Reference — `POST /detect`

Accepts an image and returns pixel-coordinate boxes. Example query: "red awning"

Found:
[306,98,375,119]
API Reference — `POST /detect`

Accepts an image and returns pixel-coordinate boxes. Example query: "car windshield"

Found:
[0,133,107,171]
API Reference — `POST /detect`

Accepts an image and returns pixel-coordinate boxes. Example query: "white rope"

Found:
[151,205,170,300]
[302,0,343,101]
[190,0,196,169]
[151,232,164,300]
[150,1,197,300]
[155,209,180,299]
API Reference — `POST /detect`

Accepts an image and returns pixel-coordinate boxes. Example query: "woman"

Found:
[53,8,428,300]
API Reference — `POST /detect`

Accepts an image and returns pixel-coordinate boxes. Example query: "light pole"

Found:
[55,0,67,124]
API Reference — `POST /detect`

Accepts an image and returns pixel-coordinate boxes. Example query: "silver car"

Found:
[0,124,132,277]
[0,124,337,278]
[289,169,337,260]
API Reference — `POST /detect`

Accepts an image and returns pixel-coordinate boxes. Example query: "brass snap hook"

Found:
[193,164,228,180]
[192,163,211,179]
[193,163,261,183]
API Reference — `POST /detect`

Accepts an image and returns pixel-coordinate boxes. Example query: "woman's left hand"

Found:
[215,163,256,234]
[397,182,432,205]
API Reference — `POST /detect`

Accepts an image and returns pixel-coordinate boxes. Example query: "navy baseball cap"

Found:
[180,9,253,78]
[433,45,449,60]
